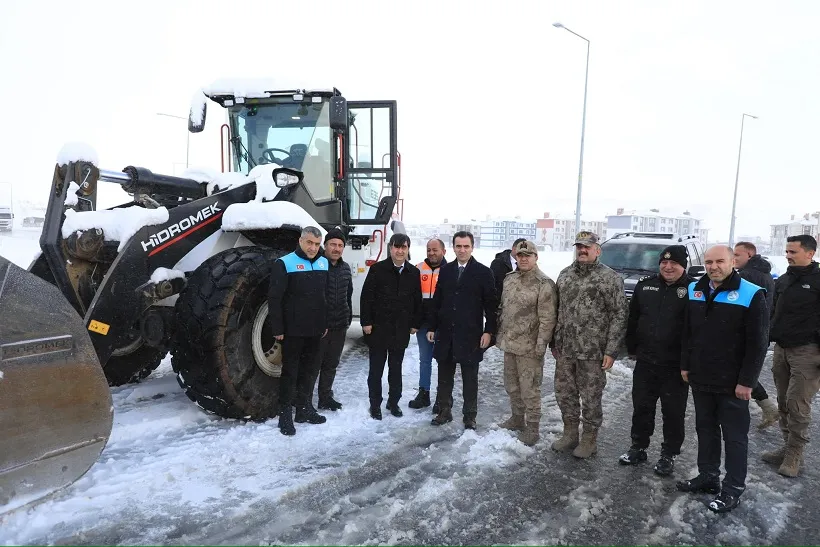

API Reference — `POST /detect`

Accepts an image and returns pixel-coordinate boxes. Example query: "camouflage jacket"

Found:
[552,260,628,360]
[496,266,557,358]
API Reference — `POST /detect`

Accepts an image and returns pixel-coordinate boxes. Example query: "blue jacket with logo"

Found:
[268,247,329,337]
[681,270,768,393]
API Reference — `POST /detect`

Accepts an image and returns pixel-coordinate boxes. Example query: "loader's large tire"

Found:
[171,247,286,420]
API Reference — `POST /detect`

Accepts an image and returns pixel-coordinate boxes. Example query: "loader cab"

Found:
[192,87,399,229]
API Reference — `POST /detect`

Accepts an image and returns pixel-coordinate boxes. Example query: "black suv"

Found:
[599,232,706,299]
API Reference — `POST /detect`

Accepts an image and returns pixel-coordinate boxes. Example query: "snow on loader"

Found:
[0,83,403,512]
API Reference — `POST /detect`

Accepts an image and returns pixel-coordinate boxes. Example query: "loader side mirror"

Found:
[375,195,397,223]
[189,93,207,133]
[329,96,348,131]
[273,167,304,188]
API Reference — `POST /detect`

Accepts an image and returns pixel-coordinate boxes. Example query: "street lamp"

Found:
[553,22,590,236]
[156,112,190,169]
[728,113,758,247]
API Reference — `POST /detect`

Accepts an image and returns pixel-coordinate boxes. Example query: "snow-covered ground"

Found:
[0,227,42,269]
[2,230,818,545]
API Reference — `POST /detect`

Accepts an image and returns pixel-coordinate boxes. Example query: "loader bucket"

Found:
[0,255,113,514]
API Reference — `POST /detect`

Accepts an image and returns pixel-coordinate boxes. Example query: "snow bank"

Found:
[64,181,80,207]
[56,142,99,167]
[62,207,169,252]
[150,267,185,284]
[222,201,326,235]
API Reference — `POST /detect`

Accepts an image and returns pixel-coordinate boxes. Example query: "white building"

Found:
[605,208,708,243]
[535,213,607,251]
[433,219,482,248]
[770,213,820,255]
[478,217,536,249]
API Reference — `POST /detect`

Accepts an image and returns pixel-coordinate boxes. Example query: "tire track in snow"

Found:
[186,353,641,545]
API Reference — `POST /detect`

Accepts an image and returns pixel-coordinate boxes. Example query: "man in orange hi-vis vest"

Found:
[409,238,447,411]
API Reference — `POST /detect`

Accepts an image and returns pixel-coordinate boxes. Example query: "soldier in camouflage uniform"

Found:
[550,231,628,458]
[496,241,558,446]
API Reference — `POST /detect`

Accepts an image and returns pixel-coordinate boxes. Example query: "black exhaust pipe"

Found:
[120,166,207,200]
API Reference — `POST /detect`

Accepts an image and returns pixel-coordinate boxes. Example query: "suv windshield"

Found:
[229,100,333,202]
[600,242,668,272]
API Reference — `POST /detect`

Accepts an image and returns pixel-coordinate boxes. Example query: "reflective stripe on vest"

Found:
[417,261,440,299]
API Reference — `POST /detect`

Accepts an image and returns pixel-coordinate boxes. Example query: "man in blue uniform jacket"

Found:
[269,226,329,436]
[677,245,768,514]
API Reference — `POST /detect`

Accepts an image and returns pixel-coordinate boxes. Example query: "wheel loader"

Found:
[0,83,403,512]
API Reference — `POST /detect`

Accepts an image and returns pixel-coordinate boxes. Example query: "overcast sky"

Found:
[1,0,818,241]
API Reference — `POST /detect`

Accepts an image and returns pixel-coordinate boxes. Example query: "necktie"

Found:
[458,265,465,280]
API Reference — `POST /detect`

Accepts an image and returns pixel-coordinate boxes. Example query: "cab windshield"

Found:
[600,243,667,272]
[229,100,334,202]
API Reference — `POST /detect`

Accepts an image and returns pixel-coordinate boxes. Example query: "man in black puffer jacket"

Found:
[677,245,768,514]
[310,228,353,412]
[734,241,779,428]
[619,245,693,477]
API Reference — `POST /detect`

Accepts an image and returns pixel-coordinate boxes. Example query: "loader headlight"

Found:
[273,167,304,188]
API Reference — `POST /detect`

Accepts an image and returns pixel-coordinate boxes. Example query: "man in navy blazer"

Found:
[427,231,498,429]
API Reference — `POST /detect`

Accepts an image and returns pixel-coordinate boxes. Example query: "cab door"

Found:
[345,101,398,225]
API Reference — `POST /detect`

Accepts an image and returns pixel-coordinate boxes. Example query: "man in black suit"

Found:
[360,233,423,420]
[427,231,498,429]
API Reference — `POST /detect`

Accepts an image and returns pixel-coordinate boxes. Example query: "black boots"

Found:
[370,407,383,420]
[708,491,741,513]
[676,474,720,494]
[654,454,676,477]
[278,404,295,436]
[431,406,453,426]
[318,395,343,411]
[618,446,647,465]
[408,388,431,409]
[295,404,327,424]
[386,401,404,417]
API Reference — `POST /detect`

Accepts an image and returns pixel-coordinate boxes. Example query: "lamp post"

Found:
[156,112,190,169]
[728,113,757,247]
[553,22,589,236]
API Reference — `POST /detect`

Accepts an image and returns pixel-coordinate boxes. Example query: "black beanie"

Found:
[324,228,346,244]
[659,245,688,269]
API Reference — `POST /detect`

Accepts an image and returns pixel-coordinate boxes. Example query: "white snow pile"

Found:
[203,78,333,99]
[222,201,326,235]
[62,207,169,252]
[64,181,80,207]
[182,163,322,236]
[149,267,185,284]
[56,142,99,167]
[189,89,208,127]
[204,78,278,99]
[181,163,281,198]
